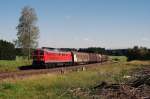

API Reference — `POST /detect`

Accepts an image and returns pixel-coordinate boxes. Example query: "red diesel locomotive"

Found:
[32,48,107,68]
[32,48,73,67]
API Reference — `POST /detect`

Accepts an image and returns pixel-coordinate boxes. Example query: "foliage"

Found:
[78,47,106,54]
[16,6,39,57]
[106,46,150,61]
[15,48,35,57]
[106,49,128,56]
[59,48,77,52]
[0,40,16,60]
[126,46,150,61]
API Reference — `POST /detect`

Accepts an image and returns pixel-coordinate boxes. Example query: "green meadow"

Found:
[0,57,32,72]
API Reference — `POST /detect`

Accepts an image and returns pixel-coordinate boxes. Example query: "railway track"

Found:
[0,62,108,80]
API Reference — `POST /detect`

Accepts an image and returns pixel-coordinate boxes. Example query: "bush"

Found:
[0,40,16,60]
[126,46,150,61]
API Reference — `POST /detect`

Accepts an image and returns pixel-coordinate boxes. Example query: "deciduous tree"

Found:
[16,6,39,59]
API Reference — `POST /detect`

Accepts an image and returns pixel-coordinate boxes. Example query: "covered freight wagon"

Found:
[72,52,89,64]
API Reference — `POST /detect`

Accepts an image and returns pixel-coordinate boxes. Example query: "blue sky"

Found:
[0,0,150,49]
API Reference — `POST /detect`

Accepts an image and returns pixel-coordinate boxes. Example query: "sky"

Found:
[0,0,150,49]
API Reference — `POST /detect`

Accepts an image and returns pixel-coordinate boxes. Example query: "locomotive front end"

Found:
[32,49,45,66]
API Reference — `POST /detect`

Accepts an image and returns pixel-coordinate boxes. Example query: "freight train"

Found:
[32,48,108,68]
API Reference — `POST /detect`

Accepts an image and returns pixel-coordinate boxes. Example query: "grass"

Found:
[0,56,32,72]
[0,59,149,99]
[109,56,127,62]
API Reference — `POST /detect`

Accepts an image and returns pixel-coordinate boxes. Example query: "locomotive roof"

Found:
[41,48,71,54]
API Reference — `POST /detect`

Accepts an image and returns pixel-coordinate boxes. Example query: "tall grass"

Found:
[0,60,149,99]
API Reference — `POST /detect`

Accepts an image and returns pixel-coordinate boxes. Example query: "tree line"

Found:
[1,39,150,61]
[126,46,150,61]
[106,46,150,61]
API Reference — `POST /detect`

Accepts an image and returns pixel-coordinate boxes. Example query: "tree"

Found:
[16,6,39,59]
[126,46,150,61]
[0,40,16,60]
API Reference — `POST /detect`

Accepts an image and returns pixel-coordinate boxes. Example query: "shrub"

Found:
[0,40,16,60]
